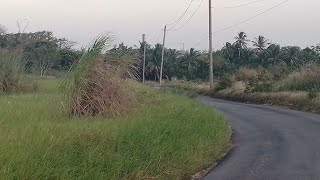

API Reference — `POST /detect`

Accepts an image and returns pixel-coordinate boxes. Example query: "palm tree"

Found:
[181,48,200,80]
[252,35,270,54]
[147,44,162,81]
[222,42,236,61]
[265,44,282,65]
[164,49,179,80]
[234,32,249,58]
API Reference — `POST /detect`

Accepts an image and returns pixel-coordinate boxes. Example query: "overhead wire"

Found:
[192,0,290,48]
[214,0,289,33]
[148,28,163,45]
[168,0,205,31]
[167,0,195,29]
[215,0,266,9]
[146,0,196,46]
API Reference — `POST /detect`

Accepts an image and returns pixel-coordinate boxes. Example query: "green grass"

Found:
[277,79,320,92]
[0,79,230,179]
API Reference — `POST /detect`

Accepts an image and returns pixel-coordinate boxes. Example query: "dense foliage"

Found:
[109,32,320,82]
[0,29,82,76]
[1,23,319,83]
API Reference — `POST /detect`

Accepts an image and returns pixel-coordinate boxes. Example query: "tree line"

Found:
[110,32,320,82]
[0,26,81,76]
[1,24,319,81]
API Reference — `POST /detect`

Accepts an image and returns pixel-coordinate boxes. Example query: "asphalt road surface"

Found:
[198,96,320,180]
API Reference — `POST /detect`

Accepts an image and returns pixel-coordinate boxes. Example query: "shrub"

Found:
[235,67,258,82]
[60,36,136,117]
[268,62,289,80]
[246,70,273,93]
[277,64,320,91]
[308,89,318,100]
[215,76,233,92]
[0,50,38,93]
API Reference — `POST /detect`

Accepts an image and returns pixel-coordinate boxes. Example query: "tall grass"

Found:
[0,49,38,93]
[0,78,231,179]
[277,64,320,91]
[235,67,258,82]
[60,36,136,117]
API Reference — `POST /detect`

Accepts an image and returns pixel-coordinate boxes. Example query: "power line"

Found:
[192,0,290,47]
[149,29,163,44]
[169,0,205,31]
[215,0,265,9]
[167,0,195,29]
[215,0,289,33]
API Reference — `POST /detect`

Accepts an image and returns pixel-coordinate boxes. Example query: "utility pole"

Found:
[142,34,146,83]
[160,26,167,85]
[209,0,214,90]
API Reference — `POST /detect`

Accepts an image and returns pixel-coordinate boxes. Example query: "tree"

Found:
[147,44,163,81]
[24,41,59,76]
[264,44,282,65]
[54,49,81,71]
[222,42,235,60]
[180,48,200,80]
[312,44,320,56]
[234,32,249,58]
[0,24,7,36]
[164,49,179,80]
[0,25,8,48]
[252,36,270,54]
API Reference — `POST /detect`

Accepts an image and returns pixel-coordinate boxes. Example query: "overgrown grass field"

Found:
[0,79,230,179]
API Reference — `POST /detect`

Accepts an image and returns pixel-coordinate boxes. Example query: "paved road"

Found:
[199,96,320,180]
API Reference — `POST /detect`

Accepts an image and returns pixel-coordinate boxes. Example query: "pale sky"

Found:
[1,0,319,50]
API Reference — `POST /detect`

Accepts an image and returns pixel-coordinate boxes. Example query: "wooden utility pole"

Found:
[160,26,167,85]
[209,0,214,90]
[142,34,146,83]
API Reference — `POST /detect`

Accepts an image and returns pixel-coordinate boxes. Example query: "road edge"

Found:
[191,129,235,180]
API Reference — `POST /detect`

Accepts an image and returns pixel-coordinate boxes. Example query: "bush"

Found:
[246,70,273,93]
[60,36,136,117]
[278,64,320,91]
[215,76,233,92]
[0,50,38,93]
[236,67,258,82]
[308,89,318,100]
[268,62,289,80]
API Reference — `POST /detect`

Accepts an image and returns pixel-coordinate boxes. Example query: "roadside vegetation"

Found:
[0,78,230,179]
[0,26,231,179]
[159,32,320,113]
[3,20,320,177]
[0,50,38,93]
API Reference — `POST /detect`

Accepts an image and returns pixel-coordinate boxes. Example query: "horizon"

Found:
[1,0,319,50]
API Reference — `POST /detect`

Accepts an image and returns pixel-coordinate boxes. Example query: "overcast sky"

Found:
[1,0,319,50]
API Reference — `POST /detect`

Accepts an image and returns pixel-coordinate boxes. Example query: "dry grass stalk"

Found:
[61,36,136,117]
[71,60,136,117]
[236,67,258,82]
[0,50,38,93]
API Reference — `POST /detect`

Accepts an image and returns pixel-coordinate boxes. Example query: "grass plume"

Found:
[60,35,136,117]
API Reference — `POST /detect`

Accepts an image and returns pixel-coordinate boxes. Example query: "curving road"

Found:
[199,96,320,180]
